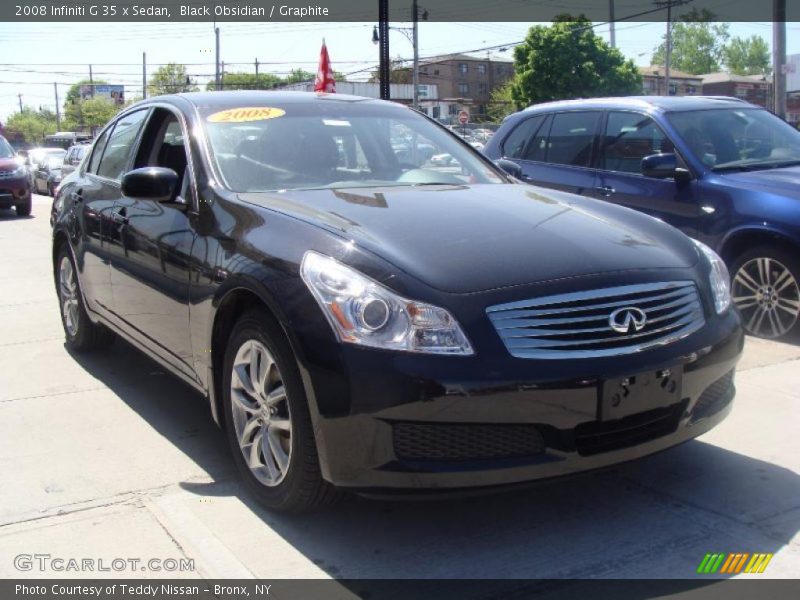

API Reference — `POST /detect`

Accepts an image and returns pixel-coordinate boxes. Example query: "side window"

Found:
[87,129,112,174]
[546,111,601,167]
[134,109,190,198]
[96,109,149,180]
[522,114,552,162]
[602,112,672,174]
[501,115,544,159]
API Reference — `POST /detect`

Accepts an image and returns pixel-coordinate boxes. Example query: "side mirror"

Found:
[121,167,179,203]
[641,153,690,182]
[495,158,523,179]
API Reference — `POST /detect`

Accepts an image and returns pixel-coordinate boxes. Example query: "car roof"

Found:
[173,90,393,110]
[520,95,758,115]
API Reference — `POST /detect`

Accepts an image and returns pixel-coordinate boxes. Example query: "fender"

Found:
[718,223,800,260]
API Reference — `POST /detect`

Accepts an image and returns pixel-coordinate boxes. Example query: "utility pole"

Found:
[221,61,225,89]
[54,83,61,130]
[378,0,390,100]
[664,4,671,95]
[255,58,259,88]
[609,0,616,48]
[142,52,147,99]
[412,0,419,109]
[17,94,23,112]
[89,64,94,97]
[215,27,221,90]
[773,0,787,119]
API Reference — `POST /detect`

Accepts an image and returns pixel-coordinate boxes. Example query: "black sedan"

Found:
[33,152,66,196]
[51,92,743,513]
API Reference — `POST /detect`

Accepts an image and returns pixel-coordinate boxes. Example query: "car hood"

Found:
[239,184,698,293]
[719,165,800,198]
[0,158,22,170]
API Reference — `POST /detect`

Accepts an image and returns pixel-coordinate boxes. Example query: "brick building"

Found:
[700,72,772,108]
[640,66,703,96]
[416,53,514,122]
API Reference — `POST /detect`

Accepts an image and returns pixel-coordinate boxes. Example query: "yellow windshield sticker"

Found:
[207,107,286,123]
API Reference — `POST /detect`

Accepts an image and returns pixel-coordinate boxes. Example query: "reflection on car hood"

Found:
[239,184,698,293]
[720,165,800,198]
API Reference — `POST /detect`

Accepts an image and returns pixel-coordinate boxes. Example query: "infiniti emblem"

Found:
[609,307,647,334]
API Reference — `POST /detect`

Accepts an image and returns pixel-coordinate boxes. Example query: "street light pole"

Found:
[378,0,390,100]
[412,0,419,110]
[215,27,221,90]
[773,0,787,119]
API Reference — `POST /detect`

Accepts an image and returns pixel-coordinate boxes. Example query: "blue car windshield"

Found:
[202,104,505,192]
[667,107,800,171]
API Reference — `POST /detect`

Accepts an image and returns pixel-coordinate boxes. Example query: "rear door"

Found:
[108,107,197,380]
[593,110,700,238]
[511,111,601,196]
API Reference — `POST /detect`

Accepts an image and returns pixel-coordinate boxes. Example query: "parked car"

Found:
[21,147,64,187]
[484,96,800,339]
[0,135,32,216]
[52,92,743,513]
[61,143,90,178]
[32,152,66,196]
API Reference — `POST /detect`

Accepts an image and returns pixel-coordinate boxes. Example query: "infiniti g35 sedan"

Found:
[51,92,743,513]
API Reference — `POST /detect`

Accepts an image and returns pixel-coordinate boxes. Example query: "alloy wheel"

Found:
[732,257,800,338]
[229,339,292,487]
[59,255,80,337]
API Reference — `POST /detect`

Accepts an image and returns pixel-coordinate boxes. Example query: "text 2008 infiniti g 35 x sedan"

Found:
[51,92,743,512]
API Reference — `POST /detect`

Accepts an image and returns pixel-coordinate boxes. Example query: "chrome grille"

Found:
[487,281,705,359]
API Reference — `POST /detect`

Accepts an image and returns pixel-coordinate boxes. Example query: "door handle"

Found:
[595,186,615,197]
[111,207,129,225]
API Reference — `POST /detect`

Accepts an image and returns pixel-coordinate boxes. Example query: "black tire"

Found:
[55,244,115,352]
[222,308,341,514]
[15,197,32,217]
[730,244,800,339]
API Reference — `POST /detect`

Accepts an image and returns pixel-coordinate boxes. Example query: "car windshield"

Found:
[202,102,505,192]
[666,107,800,172]
[0,138,15,159]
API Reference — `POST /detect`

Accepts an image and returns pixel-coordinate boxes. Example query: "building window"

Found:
[478,83,488,95]
[420,67,428,75]
[477,64,486,75]
[668,83,678,96]
[434,69,439,75]
[432,106,441,119]
[459,63,468,74]
[497,65,505,75]
[448,104,459,116]
[686,85,696,95]
[458,83,469,94]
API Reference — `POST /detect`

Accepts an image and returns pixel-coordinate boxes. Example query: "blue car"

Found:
[484,96,800,339]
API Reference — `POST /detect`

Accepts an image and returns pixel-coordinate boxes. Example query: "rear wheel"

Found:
[731,245,800,339]
[56,246,115,351]
[222,308,340,513]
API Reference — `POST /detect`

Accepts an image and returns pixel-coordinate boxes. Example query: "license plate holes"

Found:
[600,368,683,421]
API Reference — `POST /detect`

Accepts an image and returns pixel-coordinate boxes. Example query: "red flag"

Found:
[314,40,336,93]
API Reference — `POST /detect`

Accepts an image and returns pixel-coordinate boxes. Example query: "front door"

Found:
[108,109,197,379]
[592,111,700,238]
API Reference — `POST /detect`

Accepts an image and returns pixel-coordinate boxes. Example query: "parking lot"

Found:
[0,194,799,582]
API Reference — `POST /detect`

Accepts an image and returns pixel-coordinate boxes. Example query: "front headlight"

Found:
[693,240,731,314]
[300,251,474,355]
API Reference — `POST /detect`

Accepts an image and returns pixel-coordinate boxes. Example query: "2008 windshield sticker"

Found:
[207,107,286,123]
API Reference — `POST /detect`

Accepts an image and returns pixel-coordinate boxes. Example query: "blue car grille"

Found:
[487,281,706,359]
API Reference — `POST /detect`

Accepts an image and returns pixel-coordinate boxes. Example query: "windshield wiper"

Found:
[713,159,800,172]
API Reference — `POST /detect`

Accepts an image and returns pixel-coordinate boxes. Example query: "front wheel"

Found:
[731,245,800,339]
[15,197,31,217]
[222,309,340,513]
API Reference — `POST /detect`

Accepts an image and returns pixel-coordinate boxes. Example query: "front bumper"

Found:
[303,310,743,491]
[0,176,31,209]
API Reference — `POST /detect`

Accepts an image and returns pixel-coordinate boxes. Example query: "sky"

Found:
[0,20,797,122]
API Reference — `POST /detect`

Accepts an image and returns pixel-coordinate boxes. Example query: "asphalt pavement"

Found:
[0,194,798,584]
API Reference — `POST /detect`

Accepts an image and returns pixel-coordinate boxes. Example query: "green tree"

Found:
[651,9,730,74]
[64,78,107,107]
[285,68,316,84]
[723,35,771,75]
[4,107,58,144]
[510,15,641,109]
[486,81,515,122]
[148,63,198,96]
[368,59,412,84]
[208,71,285,91]
[79,97,120,129]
